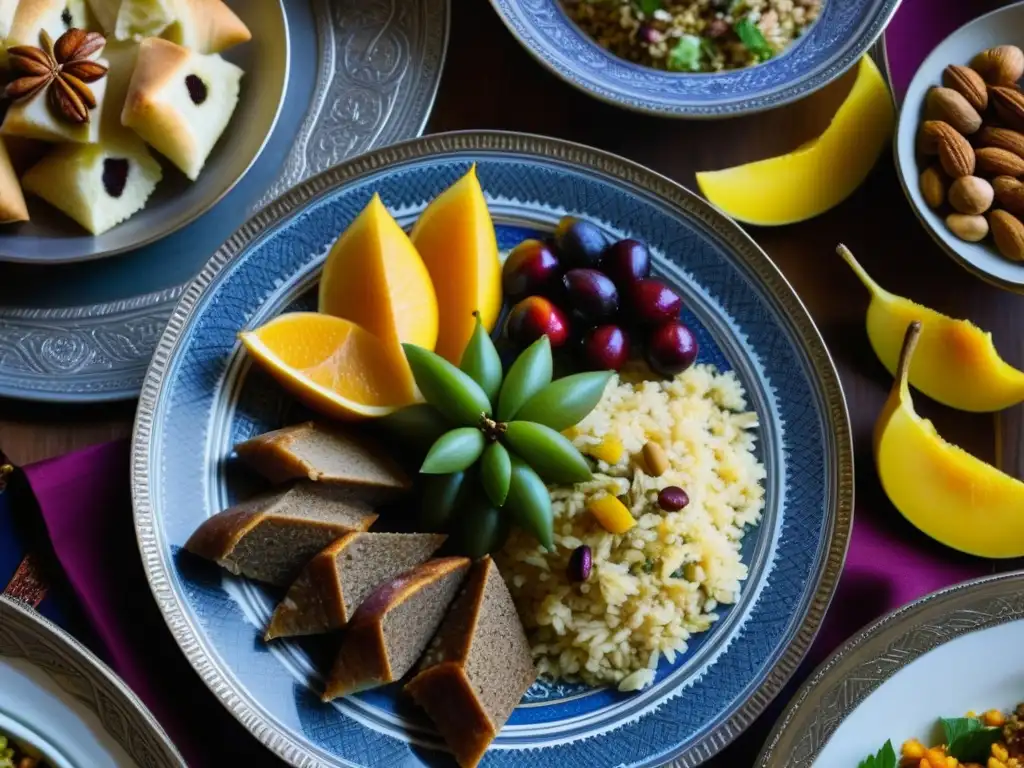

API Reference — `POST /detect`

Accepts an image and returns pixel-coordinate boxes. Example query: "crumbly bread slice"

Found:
[0,139,29,224]
[234,422,410,501]
[406,557,537,768]
[163,0,250,53]
[185,481,378,586]
[322,557,470,701]
[265,532,447,640]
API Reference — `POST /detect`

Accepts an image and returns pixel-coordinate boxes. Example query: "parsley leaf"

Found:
[858,740,897,768]
[634,0,661,15]
[667,35,704,72]
[734,18,774,62]
[941,717,1002,762]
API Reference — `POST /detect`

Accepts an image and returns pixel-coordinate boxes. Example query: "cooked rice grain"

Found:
[496,365,765,690]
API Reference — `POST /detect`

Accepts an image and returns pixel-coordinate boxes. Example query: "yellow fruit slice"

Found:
[319,193,439,352]
[240,312,416,420]
[875,322,1024,558]
[696,57,895,226]
[411,164,503,363]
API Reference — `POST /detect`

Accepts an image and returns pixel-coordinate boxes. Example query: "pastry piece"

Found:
[163,0,250,54]
[22,131,161,234]
[406,557,537,768]
[98,39,140,133]
[0,139,29,224]
[120,37,242,181]
[234,422,410,500]
[265,532,448,641]
[2,62,108,143]
[3,136,50,176]
[85,0,174,40]
[5,0,91,51]
[184,481,378,586]
[322,557,470,701]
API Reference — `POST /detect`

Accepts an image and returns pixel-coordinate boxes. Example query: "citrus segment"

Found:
[695,57,895,225]
[411,165,502,363]
[240,312,416,420]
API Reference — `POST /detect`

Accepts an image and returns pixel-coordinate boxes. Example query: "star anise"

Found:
[5,28,108,125]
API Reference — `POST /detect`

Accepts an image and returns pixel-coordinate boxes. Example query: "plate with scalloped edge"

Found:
[131,130,852,768]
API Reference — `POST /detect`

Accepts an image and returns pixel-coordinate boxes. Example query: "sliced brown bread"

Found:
[235,422,411,500]
[265,532,448,641]
[405,556,537,768]
[322,557,470,701]
[185,482,378,586]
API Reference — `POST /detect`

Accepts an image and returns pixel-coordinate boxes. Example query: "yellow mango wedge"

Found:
[411,164,503,364]
[840,244,1024,412]
[696,57,894,225]
[875,321,1024,558]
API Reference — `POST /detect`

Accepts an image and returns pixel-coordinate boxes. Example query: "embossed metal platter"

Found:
[0,596,185,768]
[0,0,286,265]
[487,0,902,117]
[132,131,853,768]
[0,0,449,403]
[757,572,1024,766]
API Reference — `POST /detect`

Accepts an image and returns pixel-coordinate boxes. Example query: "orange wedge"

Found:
[240,312,417,420]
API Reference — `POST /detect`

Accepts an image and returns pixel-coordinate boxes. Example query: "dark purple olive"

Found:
[503,239,561,300]
[657,486,690,512]
[601,239,651,287]
[629,279,683,326]
[506,296,570,348]
[582,325,630,371]
[567,544,593,582]
[553,216,607,269]
[646,321,698,377]
[563,268,618,323]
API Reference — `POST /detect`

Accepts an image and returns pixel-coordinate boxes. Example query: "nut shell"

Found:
[989,210,1024,260]
[926,86,982,134]
[974,126,1024,159]
[919,165,946,209]
[943,64,988,111]
[948,176,994,214]
[971,45,1024,84]
[935,124,976,177]
[946,213,989,242]
[975,146,1024,177]
[918,120,948,155]
[989,86,1024,131]
[993,176,1024,216]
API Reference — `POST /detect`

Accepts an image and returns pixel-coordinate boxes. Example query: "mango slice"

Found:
[411,165,503,364]
[875,322,1024,558]
[840,244,1024,412]
[695,57,894,226]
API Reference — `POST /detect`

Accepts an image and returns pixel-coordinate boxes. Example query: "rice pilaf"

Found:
[497,364,765,691]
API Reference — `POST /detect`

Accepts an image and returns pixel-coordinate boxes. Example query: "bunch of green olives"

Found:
[382,314,612,558]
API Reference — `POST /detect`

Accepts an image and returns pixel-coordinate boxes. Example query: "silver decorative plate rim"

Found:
[131,129,854,768]
[0,0,451,404]
[0,595,186,768]
[755,570,1024,765]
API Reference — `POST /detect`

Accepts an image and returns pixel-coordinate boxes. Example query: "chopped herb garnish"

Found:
[857,740,896,768]
[634,0,661,15]
[670,567,685,579]
[734,18,774,62]
[667,34,704,72]
[642,558,655,573]
[941,717,1003,762]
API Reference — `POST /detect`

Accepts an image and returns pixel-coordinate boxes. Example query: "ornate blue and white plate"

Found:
[131,131,853,767]
[487,0,902,117]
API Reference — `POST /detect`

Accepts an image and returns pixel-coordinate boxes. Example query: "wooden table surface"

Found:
[0,1,1017,499]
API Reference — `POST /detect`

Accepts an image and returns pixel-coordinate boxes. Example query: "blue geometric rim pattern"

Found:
[488,0,902,116]
[132,132,853,768]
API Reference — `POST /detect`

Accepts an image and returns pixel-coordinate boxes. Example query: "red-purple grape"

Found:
[601,239,650,287]
[563,268,618,324]
[553,216,607,269]
[628,279,683,326]
[582,325,630,370]
[646,321,698,377]
[506,296,570,348]
[502,239,561,300]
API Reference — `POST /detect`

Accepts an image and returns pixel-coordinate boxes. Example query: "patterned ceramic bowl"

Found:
[488,0,902,117]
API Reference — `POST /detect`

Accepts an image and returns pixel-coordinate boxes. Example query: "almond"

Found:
[993,177,1024,217]
[989,210,1024,260]
[975,146,1024,176]
[946,213,989,242]
[935,123,976,177]
[943,64,988,111]
[971,45,1024,84]
[947,175,994,214]
[926,86,982,134]
[974,126,1024,159]
[919,165,946,209]
[989,86,1024,130]
[918,120,949,155]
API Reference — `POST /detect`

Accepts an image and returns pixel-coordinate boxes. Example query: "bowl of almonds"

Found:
[896,4,1024,292]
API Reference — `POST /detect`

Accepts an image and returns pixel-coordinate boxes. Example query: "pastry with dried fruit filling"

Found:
[0,139,29,224]
[163,0,250,54]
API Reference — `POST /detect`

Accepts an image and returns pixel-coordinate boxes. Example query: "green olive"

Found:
[496,335,552,422]
[479,441,512,507]
[376,403,449,457]
[459,313,503,405]
[421,428,486,474]
[455,490,509,559]
[503,421,592,484]
[514,371,613,431]
[403,343,492,426]
[419,471,467,531]
[505,455,554,550]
